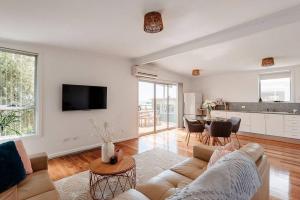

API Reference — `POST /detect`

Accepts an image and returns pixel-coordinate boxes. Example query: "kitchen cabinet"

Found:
[265,114,284,137]
[284,115,300,139]
[211,110,227,118]
[209,110,299,139]
[227,112,250,132]
[250,113,265,134]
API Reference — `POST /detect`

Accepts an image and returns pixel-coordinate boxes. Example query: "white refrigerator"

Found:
[183,93,202,125]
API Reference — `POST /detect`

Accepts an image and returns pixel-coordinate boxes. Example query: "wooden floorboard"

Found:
[48,129,300,200]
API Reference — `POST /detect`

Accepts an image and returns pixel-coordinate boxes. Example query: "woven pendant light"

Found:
[192,69,200,76]
[144,11,163,33]
[261,57,274,67]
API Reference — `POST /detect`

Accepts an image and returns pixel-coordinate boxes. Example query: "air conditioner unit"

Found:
[131,66,158,79]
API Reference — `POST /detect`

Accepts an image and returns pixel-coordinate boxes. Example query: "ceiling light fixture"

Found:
[144,11,163,33]
[192,69,200,76]
[261,57,274,67]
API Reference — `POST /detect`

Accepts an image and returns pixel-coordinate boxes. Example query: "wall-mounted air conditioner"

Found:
[131,66,158,79]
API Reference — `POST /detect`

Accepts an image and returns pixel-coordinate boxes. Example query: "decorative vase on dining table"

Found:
[101,142,115,163]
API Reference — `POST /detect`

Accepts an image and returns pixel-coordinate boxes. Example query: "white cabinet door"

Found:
[184,93,195,115]
[284,115,300,139]
[250,113,265,134]
[211,111,227,118]
[226,112,250,132]
[195,93,202,110]
[184,93,202,115]
[295,68,300,103]
[265,114,284,137]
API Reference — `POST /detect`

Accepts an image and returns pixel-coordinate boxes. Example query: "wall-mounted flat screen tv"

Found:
[62,84,107,111]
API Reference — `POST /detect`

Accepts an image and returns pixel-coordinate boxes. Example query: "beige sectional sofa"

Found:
[114,143,270,200]
[0,153,60,200]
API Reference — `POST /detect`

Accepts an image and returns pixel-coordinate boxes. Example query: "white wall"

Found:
[0,39,193,157]
[0,39,138,157]
[192,66,300,103]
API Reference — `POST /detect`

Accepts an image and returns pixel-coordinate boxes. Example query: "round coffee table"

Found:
[89,156,136,200]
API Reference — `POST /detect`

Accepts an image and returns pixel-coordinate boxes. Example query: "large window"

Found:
[259,72,291,102]
[0,48,37,138]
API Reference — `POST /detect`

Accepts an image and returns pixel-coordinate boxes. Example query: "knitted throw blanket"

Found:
[167,151,262,200]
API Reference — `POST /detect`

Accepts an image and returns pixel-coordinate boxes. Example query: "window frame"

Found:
[258,71,292,102]
[0,47,40,140]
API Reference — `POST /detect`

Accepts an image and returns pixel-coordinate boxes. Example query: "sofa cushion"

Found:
[223,142,237,151]
[208,149,232,168]
[15,140,33,174]
[170,158,207,180]
[113,189,150,200]
[17,170,56,200]
[0,141,26,193]
[137,170,192,200]
[25,190,60,200]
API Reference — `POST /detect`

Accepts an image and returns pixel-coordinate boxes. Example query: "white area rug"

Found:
[55,148,186,200]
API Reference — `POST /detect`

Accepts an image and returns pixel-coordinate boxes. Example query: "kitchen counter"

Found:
[213,110,300,115]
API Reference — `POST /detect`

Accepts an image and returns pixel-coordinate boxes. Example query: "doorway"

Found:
[138,81,178,135]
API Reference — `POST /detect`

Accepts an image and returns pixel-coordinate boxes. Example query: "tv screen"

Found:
[62,84,107,111]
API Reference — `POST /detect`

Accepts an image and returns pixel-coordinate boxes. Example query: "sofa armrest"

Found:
[0,186,17,200]
[193,144,216,162]
[30,152,48,172]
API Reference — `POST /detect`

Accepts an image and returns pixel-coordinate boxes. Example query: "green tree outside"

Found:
[0,50,36,136]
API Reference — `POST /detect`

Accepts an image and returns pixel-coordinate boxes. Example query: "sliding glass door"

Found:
[138,82,155,134]
[156,84,168,131]
[138,81,178,135]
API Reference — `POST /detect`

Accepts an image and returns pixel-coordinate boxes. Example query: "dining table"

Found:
[188,115,228,145]
[189,115,227,124]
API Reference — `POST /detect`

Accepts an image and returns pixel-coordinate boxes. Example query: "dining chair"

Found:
[227,117,242,147]
[184,118,205,146]
[205,121,233,146]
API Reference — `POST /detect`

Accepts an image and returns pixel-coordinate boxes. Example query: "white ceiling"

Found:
[155,21,300,76]
[1,0,300,75]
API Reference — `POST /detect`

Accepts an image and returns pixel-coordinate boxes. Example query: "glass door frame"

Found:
[138,79,178,136]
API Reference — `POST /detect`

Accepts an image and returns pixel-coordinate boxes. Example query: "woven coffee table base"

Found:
[89,166,136,200]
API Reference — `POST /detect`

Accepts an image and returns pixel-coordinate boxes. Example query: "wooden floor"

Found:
[48,129,300,200]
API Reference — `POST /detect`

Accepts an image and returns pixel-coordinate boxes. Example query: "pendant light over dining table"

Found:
[144,11,163,33]
[261,57,274,67]
[192,69,200,76]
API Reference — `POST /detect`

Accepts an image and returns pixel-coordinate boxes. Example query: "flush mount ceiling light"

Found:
[144,11,163,33]
[261,57,274,67]
[192,69,200,76]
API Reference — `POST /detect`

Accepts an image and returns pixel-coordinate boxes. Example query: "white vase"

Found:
[101,142,115,163]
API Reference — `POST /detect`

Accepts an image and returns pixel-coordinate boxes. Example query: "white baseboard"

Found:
[48,136,138,159]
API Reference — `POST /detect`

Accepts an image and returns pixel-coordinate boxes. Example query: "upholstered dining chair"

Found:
[227,117,242,147]
[205,121,233,146]
[185,119,205,146]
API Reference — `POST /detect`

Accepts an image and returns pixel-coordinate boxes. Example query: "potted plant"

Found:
[89,119,114,163]
[0,111,20,136]
[202,100,216,119]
